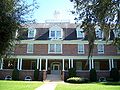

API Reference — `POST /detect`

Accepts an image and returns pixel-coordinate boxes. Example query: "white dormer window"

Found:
[76,27,84,39]
[114,29,120,38]
[95,25,103,39]
[97,44,104,54]
[49,25,63,40]
[28,28,36,38]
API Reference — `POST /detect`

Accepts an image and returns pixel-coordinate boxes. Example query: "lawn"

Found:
[55,82,120,90]
[0,80,43,90]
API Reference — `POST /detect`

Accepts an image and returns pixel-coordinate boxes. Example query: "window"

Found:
[78,44,84,54]
[117,46,120,54]
[27,44,33,53]
[49,26,63,39]
[48,44,62,53]
[28,28,36,38]
[97,44,104,54]
[76,27,84,39]
[114,29,120,38]
[95,25,103,39]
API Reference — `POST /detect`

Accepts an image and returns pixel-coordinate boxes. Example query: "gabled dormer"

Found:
[49,25,63,40]
[28,27,36,38]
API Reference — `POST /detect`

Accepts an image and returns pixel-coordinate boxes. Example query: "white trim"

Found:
[0,58,3,70]
[62,59,64,71]
[45,59,48,71]
[20,58,22,70]
[39,59,42,71]
[17,58,20,70]
[109,59,112,71]
[71,59,73,68]
[69,59,71,69]
[19,40,113,45]
[10,55,120,60]
[37,58,39,69]
[111,59,114,68]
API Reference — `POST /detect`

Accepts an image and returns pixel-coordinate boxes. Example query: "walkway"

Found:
[35,82,57,90]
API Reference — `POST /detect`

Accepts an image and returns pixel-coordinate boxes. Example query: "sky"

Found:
[28,0,75,23]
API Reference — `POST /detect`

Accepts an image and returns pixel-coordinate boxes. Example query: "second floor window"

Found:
[49,26,63,39]
[49,44,62,53]
[27,44,33,53]
[28,28,36,38]
[97,44,104,54]
[78,44,84,54]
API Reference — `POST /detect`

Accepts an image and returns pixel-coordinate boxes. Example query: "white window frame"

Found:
[78,44,84,54]
[49,26,63,40]
[76,27,84,39]
[28,28,36,38]
[97,44,104,54]
[27,44,33,53]
[48,44,62,54]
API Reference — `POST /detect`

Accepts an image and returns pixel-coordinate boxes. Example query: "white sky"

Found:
[28,0,75,23]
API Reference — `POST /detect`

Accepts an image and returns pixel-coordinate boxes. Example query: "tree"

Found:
[0,0,38,58]
[70,0,120,62]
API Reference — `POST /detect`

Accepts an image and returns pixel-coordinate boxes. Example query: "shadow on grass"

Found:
[100,82,120,86]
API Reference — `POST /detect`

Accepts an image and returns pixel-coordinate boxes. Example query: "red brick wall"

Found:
[14,44,118,56]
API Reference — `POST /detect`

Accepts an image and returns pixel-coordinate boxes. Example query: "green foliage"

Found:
[0,0,38,57]
[90,69,97,82]
[12,69,19,80]
[110,68,119,82]
[34,69,39,81]
[68,68,76,78]
[66,77,89,83]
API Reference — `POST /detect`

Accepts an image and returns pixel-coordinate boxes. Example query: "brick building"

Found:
[0,20,120,81]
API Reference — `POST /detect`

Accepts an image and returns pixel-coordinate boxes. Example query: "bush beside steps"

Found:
[66,77,89,83]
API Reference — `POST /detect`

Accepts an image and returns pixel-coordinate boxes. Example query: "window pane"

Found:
[28,28,36,38]
[51,31,55,37]
[56,44,61,52]
[56,31,61,38]
[50,44,55,52]
[27,44,33,53]
[98,44,104,54]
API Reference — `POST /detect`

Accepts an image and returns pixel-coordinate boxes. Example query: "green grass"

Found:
[55,82,120,90]
[0,80,43,90]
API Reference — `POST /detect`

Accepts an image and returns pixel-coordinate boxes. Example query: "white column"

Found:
[71,59,73,68]
[39,58,42,71]
[37,58,39,69]
[63,59,65,71]
[20,58,22,70]
[89,59,91,70]
[69,59,71,69]
[111,59,114,68]
[91,58,94,69]
[17,58,20,70]
[0,58,3,70]
[109,59,111,71]
[45,59,48,71]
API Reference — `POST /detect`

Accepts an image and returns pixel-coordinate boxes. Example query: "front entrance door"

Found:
[53,64,59,70]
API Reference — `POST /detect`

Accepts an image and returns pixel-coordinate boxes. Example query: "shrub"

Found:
[68,68,76,78]
[12,69,19,80]
[34,69,39,81]
[110,68,119,82]
[67,77,89,83]
[90,69,97,82]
